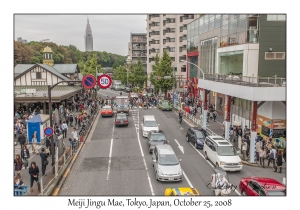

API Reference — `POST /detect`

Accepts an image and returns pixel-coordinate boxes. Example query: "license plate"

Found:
[106,112,108,114]
[121,120,123,123]
[169,177,174,180]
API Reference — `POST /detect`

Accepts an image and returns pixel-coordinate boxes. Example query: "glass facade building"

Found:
[187,14,261,75]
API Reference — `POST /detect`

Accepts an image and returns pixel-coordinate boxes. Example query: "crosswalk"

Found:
[14,144,43,158]
[128,106,157,111]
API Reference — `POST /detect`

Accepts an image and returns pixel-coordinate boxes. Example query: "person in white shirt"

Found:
[215,174,228,196]
[268,146,277,169]
[241,140,247,161]
[71,128,78,141]
[61,121,68,139]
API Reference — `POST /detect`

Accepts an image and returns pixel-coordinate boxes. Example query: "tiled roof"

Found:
[14,85,82,91]
[38,64,72,81]
[14,64,35,74]
[52,64,78,74]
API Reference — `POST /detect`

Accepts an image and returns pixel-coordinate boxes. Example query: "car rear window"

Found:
[117,115,127,119]
[195,131,204,138]
[151,134,166,141]
[162,102,169,106]
[103,107,111,110]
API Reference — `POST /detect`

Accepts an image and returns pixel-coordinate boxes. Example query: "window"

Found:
[265,52,285,60]
[195,131,204,138]
[158,154,179,165]
[36,72,41,79]
[181,67,186,72]
[219,51,243,75]
[155,49,160,53]
[217,146,237,156]
[267,14,286,21]
[169,47,175,52]
[170,38,175,42]
[217,97,223,112]
[170,28,175,32]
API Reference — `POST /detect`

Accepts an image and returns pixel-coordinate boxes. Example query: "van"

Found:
[141,115,159,137]
[203,136,242,172]
[152,144,183,182]
[115,96,130,116]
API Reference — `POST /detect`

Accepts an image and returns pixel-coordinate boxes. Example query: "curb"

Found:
[50,107,100,196]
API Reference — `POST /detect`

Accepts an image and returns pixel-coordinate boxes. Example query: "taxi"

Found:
[158,100,173,111]
[101,105,114,117]
[164,187,201,196]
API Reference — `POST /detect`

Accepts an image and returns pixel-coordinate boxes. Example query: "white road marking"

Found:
[183,171,193,188]
[106,123,115,181]
[174,139,184,154]
[135,107,155,196]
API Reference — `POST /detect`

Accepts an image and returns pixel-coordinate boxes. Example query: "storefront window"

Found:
[219,51,243,75]
[217,97,223,112]
[188,56,198,78]
[209,15,215,30]
[215,15,221,28]
[229,21,237,35]
[200,37,217,74]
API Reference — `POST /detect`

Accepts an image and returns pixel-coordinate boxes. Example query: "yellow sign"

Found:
[212,91,216,96]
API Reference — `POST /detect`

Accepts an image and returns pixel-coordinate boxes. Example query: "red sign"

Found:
[82,74,96,89]
[97,74,112,89]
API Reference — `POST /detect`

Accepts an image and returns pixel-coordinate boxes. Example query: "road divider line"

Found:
[135,107,155,196]
[183,171,193,188]
[174,139,184,154]
[106,124,115,181]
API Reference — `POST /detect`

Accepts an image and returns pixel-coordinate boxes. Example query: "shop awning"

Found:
[27,114,49,123]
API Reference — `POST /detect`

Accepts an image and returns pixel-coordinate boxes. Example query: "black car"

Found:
[115,113,129,127]
[148,130,169,153]
[186,127,210,149]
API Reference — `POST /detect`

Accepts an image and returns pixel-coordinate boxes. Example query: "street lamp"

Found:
[180,60,206,128]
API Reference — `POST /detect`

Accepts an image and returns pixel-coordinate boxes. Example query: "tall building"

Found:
[186,14,286,150]
[85,18,93,51]
[16,37,28,44]
[146,14,200,87]
[129,31,147,73]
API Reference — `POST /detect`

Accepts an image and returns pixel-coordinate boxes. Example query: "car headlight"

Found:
[157,169,164,176]
[238,161,242,165]
[178,168,182,175]
[220,161,227,165]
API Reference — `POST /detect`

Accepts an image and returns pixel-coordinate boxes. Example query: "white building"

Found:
[146,14,200,86]
[128,31,147,73]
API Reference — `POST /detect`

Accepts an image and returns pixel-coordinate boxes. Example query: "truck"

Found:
[115,96,130,116]
[111,80,122,90]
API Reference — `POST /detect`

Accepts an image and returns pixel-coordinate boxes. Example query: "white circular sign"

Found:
[97,74,112,88]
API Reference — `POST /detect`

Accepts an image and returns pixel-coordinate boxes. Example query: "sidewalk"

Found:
[14,107,97,195]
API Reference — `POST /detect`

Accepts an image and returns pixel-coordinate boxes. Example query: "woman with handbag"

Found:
[14,154,23,177]
[21,145,30,169]
[29,161,41,193]
[39,148,49,176]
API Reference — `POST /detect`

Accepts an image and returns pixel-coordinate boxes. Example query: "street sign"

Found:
[44,127,54,137]
[82,74,96,89]
[97,74,112,89]
[20,89,36,94]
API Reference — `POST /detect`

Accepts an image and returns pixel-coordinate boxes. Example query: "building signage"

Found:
[20,89,36,94]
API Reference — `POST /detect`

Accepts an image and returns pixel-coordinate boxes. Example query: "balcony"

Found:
[199,74,286,101]
[132,38,147,43]
[132,46,147,50]
[132,53,147,57]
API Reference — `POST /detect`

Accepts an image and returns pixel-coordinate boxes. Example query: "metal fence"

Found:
[204,74,286,87]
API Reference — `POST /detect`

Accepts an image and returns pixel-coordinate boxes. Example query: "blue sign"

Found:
[28,124,41,144]
[82,74,96,89]
[44,127,54,137]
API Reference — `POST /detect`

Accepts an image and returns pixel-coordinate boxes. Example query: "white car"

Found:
[203,136,242,172]
[141,115,159,137]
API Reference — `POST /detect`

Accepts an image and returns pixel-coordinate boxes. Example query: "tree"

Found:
[80,54,103,77]
[150,51,175,96]
[133,58,147,89]
[113,65,127,84]
[127,63,135,87]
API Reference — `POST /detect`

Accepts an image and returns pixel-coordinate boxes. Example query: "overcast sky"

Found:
[14,14,147,56]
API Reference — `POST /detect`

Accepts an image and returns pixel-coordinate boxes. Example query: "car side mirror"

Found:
[179,159,182,162]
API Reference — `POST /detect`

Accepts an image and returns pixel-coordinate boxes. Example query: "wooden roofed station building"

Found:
[14,46,84,114]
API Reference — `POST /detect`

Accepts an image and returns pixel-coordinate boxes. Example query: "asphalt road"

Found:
[59,89,286,196]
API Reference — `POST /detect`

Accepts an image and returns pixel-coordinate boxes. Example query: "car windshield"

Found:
[267,190,286,196]
[117,115,127,120]
[151,134,166,141]
[158,154,179,165]
[195,131,204,138]
[144,121,158,127]
[217,146,237,156]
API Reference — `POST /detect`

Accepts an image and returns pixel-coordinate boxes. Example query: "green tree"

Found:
[133,58,147,89]
[113,65,127,84]
[80,54,103,77]
[127,63,135,87]
[150,54,161,94]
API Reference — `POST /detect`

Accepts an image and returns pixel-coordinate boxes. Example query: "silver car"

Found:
[152,145,183,182]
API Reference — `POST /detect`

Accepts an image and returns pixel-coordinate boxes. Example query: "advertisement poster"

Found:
[27,123,41,144]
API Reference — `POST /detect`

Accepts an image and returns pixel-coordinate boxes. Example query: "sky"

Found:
[14,14,147,56]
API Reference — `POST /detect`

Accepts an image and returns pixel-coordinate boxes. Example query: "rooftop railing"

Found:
[202,74,286,87]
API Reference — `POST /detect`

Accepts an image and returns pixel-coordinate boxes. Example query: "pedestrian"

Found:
[61,121,68,139]
[71,128,78,141]
[14,154,23,177]
[244,135,250,157]
[31,131,39,154]
[255,137,261,162]
[229,128,234,142]
[274,150,283,173]
[29,161,41,192]
[241,140,247,161]
[17,131,26,151]
[21,144,30,169]
[40,148,48,176]
[45,137,51,156]
[69,112,74,127]
[259,147,266,168]
[14,175,24,189]
[268,146,277,169]
[213,110,217,122]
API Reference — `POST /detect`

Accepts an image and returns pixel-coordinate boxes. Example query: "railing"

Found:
[132,39,147,42]
[203,74,286,87]
[132,46,146,50]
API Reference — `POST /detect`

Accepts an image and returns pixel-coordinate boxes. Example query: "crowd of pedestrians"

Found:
[14,90,99,194]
